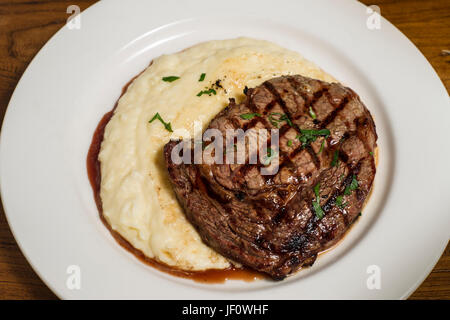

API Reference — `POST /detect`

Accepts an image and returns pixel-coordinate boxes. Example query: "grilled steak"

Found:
[164,75,377,279]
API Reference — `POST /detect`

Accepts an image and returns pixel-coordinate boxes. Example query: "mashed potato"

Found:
[99,38,336,271]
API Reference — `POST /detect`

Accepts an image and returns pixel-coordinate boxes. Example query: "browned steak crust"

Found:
[164,75,377,279]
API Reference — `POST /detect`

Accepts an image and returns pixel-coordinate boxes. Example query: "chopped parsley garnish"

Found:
[335,195,347,209]
[369,151,374,156]
[268,113,293,128]
[162,76,180,82]
[335,175,359,210]
[312,183,325,219]
[268,115,279,127]
[287,140,293,147]
[309,107,317,119]
[198,73,206,82]
[197,88,217,97]
[285,117,293,127]
[331,150,339,167]
[317,140,325,155]
[335,195,343,207]
[262,148,278,166]
[296,128,330,147]
[240,112,261,120]
[149,112,173,132]
[344,175,359,195]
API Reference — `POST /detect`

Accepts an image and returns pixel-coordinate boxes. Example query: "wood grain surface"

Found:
[0,0,448,300]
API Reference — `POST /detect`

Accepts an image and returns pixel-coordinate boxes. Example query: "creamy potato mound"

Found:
[99,38,335,271]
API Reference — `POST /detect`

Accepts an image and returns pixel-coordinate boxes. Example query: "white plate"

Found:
[1,0,449,299]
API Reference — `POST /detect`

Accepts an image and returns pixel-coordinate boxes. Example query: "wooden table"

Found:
[0,0,448,300]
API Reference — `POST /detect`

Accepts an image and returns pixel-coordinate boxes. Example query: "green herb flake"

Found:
[197,88,217,97]
[335,195,347,209]
[369,151,374,156]
[162,76,180,82]
[309,107,317,119]
[262,148,278,166]
[269,114,280,128]
[296,128,330,147]
[149,112,173,132]
[344,175,359,195]
[281,114,293,127]
[335,195,343,206]
[287,140,293,147]
[198,73,206,82]
[317,139,325,155]
[334,175,358,209]
[313,183,325,219]
[243,86,249,95]
[268,113,293,128]
[240,112,261,120]
[331,150,339,167]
